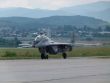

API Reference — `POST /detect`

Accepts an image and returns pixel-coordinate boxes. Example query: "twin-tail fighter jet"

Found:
[32,33,73,59]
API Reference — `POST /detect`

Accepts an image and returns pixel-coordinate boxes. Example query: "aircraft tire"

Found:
[45,55,48,59]
[62,53,67,59]
[41,53,45,59]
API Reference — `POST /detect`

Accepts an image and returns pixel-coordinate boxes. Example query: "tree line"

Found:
[0,37,21,47]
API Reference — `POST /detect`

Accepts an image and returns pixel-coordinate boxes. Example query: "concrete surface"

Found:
[0,58,110,83]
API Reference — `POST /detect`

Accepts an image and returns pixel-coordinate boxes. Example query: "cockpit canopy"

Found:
[32,34,55,48]
[34,34,51,44]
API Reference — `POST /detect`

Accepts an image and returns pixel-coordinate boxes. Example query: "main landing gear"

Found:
[39,47,67,59]
[41,53,67,59]
[41,53,48,59]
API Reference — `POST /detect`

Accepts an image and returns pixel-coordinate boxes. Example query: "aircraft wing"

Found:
[34,42,72,47]
[48,42,72,45]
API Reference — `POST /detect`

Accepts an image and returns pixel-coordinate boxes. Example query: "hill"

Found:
[60,1,110,22]
[0,16,108,32]
[36,15,107,28]
[0,7,54,18]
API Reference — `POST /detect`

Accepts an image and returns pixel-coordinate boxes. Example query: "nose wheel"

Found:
[62,53,67,59]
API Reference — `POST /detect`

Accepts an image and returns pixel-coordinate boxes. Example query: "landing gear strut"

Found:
[62,53,67,59]
[41,53,48,59]
[39,47,48,59]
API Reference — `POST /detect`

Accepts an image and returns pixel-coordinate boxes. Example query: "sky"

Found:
[0,0,110,10]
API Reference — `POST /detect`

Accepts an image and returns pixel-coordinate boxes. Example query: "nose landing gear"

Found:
[62,53,67,59]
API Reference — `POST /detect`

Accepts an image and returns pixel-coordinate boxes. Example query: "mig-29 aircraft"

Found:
[32,34,73,59]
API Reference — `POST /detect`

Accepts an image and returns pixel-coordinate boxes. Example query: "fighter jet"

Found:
[32,34,73,59]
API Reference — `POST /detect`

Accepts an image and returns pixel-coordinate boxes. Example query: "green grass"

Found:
[0,47,110,59]
[0,48,40,59]
[69,47,110,57]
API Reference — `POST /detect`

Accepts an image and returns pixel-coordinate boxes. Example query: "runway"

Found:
[0,58,110,83]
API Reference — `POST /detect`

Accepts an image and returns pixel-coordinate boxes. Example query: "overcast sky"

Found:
[0,0,109,10]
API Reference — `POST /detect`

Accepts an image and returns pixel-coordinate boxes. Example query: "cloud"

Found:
[28,0,110,10]
[28,0,74,9]
[0,0,30,8]
[0,0,109,10]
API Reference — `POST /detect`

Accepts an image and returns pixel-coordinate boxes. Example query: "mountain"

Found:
[90,8,110,22]
[0,1,110,22]
[0,7,54,18]
[61,1,110,13]
[0,17,42,32]
[0,16,108,32]
[60,1,110,22]
[36,15,108,28]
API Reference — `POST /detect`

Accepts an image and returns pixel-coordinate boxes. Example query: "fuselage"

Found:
[33,34,72,55]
